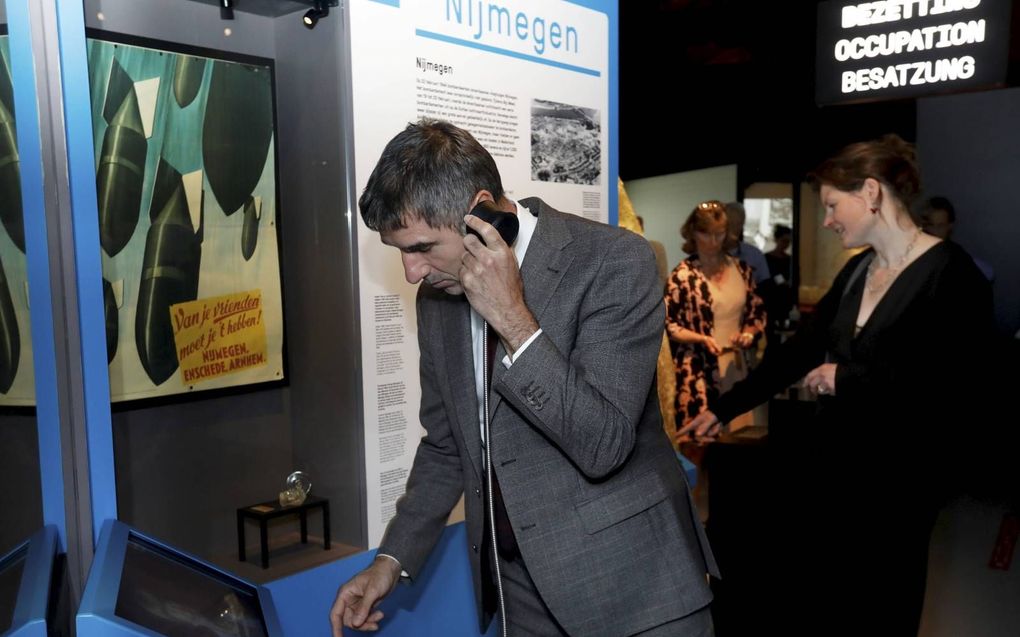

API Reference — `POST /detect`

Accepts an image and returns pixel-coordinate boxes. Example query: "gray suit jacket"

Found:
[378,198,718,636]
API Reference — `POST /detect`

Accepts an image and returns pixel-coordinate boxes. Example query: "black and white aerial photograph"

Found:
[530,99,601,185]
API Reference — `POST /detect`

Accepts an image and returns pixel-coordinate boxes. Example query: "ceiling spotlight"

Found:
[303,0,329,29]
[220,0,234,21]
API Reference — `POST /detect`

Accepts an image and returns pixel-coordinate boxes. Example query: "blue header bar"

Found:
[416,28,601,77]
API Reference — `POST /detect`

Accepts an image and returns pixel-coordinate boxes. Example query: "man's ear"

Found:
[471,190,516,214]
[471,190,494,209]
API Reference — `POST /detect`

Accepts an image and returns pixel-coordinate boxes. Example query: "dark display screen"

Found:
[0,546,27,634]
[114,536,268,637]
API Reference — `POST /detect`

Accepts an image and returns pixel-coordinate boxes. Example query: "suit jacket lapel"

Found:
[440,295,483,482]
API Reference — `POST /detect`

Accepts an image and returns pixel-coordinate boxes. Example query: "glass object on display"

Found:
[278,470,311,507]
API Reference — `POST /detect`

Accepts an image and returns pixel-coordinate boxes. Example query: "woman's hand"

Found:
[731,332,755,349]
[677,410,723,445]
[701,334,722,356]
[804,363,837,396]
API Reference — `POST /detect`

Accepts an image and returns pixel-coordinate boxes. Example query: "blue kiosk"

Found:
[0,527,62,637]
[77,520,283,637]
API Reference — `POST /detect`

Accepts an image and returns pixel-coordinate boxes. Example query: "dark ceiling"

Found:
[619,0,914,183]
[618,0,1018,184]
[191,0,1016,185]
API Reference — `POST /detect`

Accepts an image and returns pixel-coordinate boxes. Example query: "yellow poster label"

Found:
[171,290,267,385]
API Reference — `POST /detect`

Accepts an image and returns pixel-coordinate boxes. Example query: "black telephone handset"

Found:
[466,200,519,246]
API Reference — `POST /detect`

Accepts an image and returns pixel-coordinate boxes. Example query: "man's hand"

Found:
[461,214,538,353]
[329,555,401,635]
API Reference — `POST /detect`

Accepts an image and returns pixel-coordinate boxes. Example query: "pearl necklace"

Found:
[865,230,921,294]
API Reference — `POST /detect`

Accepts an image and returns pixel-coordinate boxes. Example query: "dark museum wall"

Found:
[271,8,367,552]
[918,87,1020,336]
[0,413,43,555]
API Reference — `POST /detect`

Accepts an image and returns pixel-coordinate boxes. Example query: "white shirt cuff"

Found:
[376,553,409,579]
[502,329,543,368]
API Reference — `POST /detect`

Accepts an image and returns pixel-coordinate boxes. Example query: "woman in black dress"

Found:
[680,135,994,635]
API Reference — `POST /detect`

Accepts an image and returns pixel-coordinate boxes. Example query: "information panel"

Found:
[347,0,615,543]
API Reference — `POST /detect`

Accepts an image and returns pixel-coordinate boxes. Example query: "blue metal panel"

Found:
[5,0,67,548]
[5,526,58,637]
[53,0,118,537]
[77,520,169,637]
[608,1,619,227]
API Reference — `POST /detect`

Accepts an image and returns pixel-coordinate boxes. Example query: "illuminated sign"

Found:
[816,0,1012,104]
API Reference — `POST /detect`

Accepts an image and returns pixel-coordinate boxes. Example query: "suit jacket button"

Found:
[472,544,479,553]
[474,488,481,497]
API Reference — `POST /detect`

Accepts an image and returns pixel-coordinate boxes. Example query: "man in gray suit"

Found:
[330,120,716,636]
